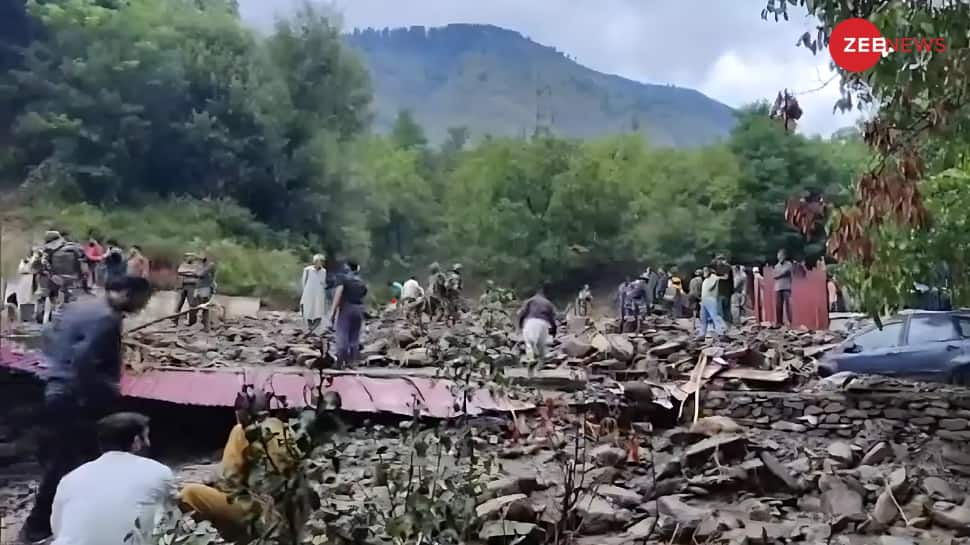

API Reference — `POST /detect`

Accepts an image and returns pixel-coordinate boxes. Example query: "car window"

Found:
[908,315,959,344]
[852,322,904,351]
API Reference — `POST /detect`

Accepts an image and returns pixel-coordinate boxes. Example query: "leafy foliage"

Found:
[763,0,970,313]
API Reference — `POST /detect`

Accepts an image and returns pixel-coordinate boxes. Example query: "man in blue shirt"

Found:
[21,275,152,544]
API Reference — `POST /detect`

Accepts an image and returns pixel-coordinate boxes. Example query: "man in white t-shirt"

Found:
[50,412,175,545]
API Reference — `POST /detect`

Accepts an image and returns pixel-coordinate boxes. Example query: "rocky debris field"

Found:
[284,406,970,545]
[121,305,844,395]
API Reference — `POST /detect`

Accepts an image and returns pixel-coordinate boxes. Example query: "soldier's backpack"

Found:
[49,242,82,276]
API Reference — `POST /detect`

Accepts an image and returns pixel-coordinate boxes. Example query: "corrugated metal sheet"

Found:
[753,263,829,330]
[0,343,533,418]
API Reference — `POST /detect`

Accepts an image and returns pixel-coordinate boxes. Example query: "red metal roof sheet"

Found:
[0,343,532,418]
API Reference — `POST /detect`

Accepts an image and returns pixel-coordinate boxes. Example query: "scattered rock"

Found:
[940,418,970,431]
[683,433,746,463]
[759,451,801,491]
[591,444,628,468]
[689,416,743,437]
[827,441,855,467]
[595,485,643,508]
[606,334,635,361]
[624,517,657,539]
[657,495,712,526]
[930,502,970,533]
[485,477,546,498]
[821,480,865,520]
[575,494,632,534]
[923,477,962,503]
[770,421,806,433]
[861,441,893,466]
[476,494,528,519]
[943,445,970,466]
[561,336,593,358]
[478,521,538,543]
[649,341,685,357]
[872,490,899,525]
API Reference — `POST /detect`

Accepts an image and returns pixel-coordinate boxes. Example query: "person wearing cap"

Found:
[300,254,328,333]
[444,263,463,325]
[21,275,153,543]
[427,262,446,321]
[688,269,704,318]
[173,252,202,326]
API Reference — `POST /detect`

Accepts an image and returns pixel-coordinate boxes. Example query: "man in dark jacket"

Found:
[20,276,152,543]
[517,284,557,376]
[713,255,734,325]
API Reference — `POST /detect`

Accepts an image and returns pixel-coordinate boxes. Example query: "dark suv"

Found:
[818,310,970,384]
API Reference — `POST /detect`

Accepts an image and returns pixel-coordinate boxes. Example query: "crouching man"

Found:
[517,283,557,377]
[50,412,175,545]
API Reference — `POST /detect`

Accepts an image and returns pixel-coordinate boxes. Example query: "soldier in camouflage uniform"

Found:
[444,263,463,326]
[33,231,87,323]
[426,262,447,321]
[576,284,593,317]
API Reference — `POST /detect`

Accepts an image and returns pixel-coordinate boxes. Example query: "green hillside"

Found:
[345,24,736,147]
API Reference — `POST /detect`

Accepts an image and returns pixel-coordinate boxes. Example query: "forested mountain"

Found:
[344,24,736,147]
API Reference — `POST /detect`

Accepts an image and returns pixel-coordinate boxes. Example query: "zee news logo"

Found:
[829,18,947,73]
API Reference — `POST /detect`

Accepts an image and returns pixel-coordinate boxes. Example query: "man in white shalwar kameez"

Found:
[517,284,557,377]
[300,254,328,332]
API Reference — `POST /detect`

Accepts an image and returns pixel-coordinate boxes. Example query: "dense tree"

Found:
[763,0,970,313]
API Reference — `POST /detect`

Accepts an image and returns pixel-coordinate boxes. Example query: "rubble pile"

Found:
[121,305,844,382]
[295,413,970,545]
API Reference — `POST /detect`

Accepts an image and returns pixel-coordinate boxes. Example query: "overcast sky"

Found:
[238,0,864,137]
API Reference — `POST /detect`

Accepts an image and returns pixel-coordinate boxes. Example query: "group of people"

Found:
[172,252,217,328]
[614,250,799,338]
[298,255,370,366]
[386,262,465,325]
[4,231,151,325]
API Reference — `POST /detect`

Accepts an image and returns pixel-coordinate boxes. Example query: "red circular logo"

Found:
[829,18,884,73]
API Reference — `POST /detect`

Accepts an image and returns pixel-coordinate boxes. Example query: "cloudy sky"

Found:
[238,0,864,137]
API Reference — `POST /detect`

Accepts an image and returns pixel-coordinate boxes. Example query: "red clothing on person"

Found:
[84,242,105,262]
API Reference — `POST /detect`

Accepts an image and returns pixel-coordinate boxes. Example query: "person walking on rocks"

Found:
[194,256,217,329]
[576,284,592,317]
[444,263,463,325]
[401,275,424,324]
[427,262,447,321]
[774,249,794,325]
[126,245,151,279]
[330,261,367,367]
[696,267,726,339]
[300,254,328,333]
[21,276,152,544]
[688,269,703,318]
[517,283,557,377]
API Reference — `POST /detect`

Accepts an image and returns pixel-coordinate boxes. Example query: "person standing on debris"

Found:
[616,277,630,318]
[101,240,127,288]
[194,256,217,329]
[35,231,87,324]
[576,284,592,317]
[173,253,202,326]
[444,263,463,325]
[300,254,328,333]
[517,283,557,377]
[401,275,424,323]
[654,268,669,301]
[388,280,403,304]
[21,276,152,544]
[330,261,368,367]
[427,262,447,321]
[688,269,703,318]
[731,264,748,323]
[126,245,151,279]
[50,412,174,545]
[83,237,104,287]
[712,255,734,325]
[774,249,794,325]
[696,267,726,338]
[643,267,658,310]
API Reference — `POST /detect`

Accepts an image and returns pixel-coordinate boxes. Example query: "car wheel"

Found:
[951,366,970,386]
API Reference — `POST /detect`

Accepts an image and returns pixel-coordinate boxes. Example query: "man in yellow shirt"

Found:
[178,390,302,541]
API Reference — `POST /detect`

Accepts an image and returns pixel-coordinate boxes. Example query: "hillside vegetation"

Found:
[345,25,737,147]
[0,0,870,300]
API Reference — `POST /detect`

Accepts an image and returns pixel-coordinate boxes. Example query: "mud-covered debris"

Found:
[689,416,743,437]
[575,494,632,535]
[827,441,855,467]
[930,502,970,532]
[594,485,643,508]
[479,520,539,543]
[683,433,746,463]
[923,477,962,503]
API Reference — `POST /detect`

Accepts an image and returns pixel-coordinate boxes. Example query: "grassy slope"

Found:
[345,24,736,147]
